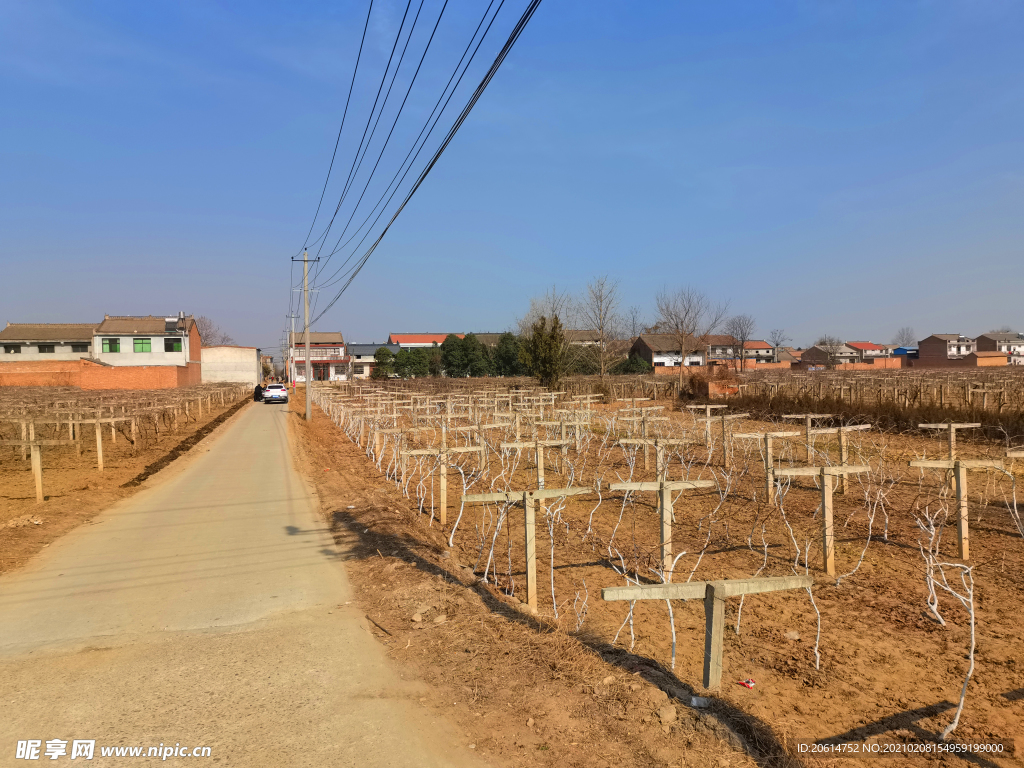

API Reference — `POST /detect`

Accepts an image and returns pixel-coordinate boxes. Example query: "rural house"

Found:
[975,332,1024,365]
[348,343,400,379]
[845,341,887,363]
[801,343,859,367]
[630,334,705,368]
[0,323,97,360]
[918,334,976,362]
[288,331,347,382]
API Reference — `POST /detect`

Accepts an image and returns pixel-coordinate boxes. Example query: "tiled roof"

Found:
[95,315,195,335]
[635,334,685,353]
[846,341,884,351]
[976,332,1020,342]
[743,340,773,350]
[705,335,738,347]
[0,323,97,342]
[565,329,601,343]
[388,333,462,345]
[349,343,399,355]
[289,332,345,345]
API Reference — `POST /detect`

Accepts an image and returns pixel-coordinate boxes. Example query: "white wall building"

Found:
[202,346,260,385]
[93,314,196,367]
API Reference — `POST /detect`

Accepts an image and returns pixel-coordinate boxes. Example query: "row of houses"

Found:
[0,315,263,389]
[285,331,605,382]
[285,328,1024,382]
[631,331,1024,371]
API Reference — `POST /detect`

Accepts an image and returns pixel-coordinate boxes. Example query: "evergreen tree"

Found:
[427,343,443,377]
[463,333,492,377]
[519,315,566,388]
[371,347,395,379]
[611,354,653,375]
[441,334,468,377]
[493,332,524,376]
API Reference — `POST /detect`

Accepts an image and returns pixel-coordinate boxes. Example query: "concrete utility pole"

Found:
[303,250,312,422]
[291,250,319,421]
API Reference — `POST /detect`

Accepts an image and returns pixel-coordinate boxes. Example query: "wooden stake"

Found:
[30,444,43,502]
[524,491,537,613]
[95,424,104,472]
[955,461,968,560]
[703,581,725,688]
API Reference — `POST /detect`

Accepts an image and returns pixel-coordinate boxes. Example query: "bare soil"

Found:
[288,397,762,768]
[0,395,251,575]
[293,388,1024,768]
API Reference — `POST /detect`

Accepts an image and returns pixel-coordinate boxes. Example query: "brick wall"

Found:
[909,354,1007,369]
[0,361,82,387]
[189,323,202,362]
[0,359,206,389]
[177,362,202,387]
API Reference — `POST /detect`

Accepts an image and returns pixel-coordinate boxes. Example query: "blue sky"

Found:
[1,1,1022,356]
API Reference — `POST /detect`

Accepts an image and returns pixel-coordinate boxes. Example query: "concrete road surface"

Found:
[0,404,486,767]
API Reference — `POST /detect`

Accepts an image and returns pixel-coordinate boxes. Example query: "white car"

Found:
[262,384,289,404]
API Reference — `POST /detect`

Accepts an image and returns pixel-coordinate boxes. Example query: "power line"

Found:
[310,0,506,292]
[310,0,544,324]
[300,0,376,252]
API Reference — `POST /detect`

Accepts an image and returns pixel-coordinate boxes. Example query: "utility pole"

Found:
[303,250,312,421]
[290,252,317,421]
[291,250,318,421]
[285,313,298,389]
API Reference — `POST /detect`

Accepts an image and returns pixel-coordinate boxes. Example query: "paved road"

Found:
[0,404,485,767]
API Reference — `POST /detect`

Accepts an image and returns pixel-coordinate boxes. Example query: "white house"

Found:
[92,314,198,367]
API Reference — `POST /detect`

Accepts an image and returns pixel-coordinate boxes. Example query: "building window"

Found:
[164,338,183,352]
[38,345,55,353]
[133,338,152,353]
[102,338,120,353]
[72,344,89,353]
[354,365,365,375]
[4,345,21,353]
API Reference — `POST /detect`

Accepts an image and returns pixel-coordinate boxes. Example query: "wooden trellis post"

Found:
[918,422,981,461]
[499,437,570,490]
[732,431,801,503]
[686,404,727,447]
[402,423,485,526]
[907,458,1004,560]
[806,424,872,494]
[0,439,74,502]
[617,437,696,483]
[775,464,870,576]
[610,476,715,576]
[602,575,812,688]
[617,406,668,470]
[781,413,833,461]
[462,486,593,613]
[695,412,749,469]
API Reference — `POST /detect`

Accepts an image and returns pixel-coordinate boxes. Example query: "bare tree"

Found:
[769,328,791,363]
[625,305,647,340]
[654,287,729,388]
[195,316,235,346]
[724,314,756,372]
[891,326,916,348]
[578,276,622,380]
[814,335,845,369]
